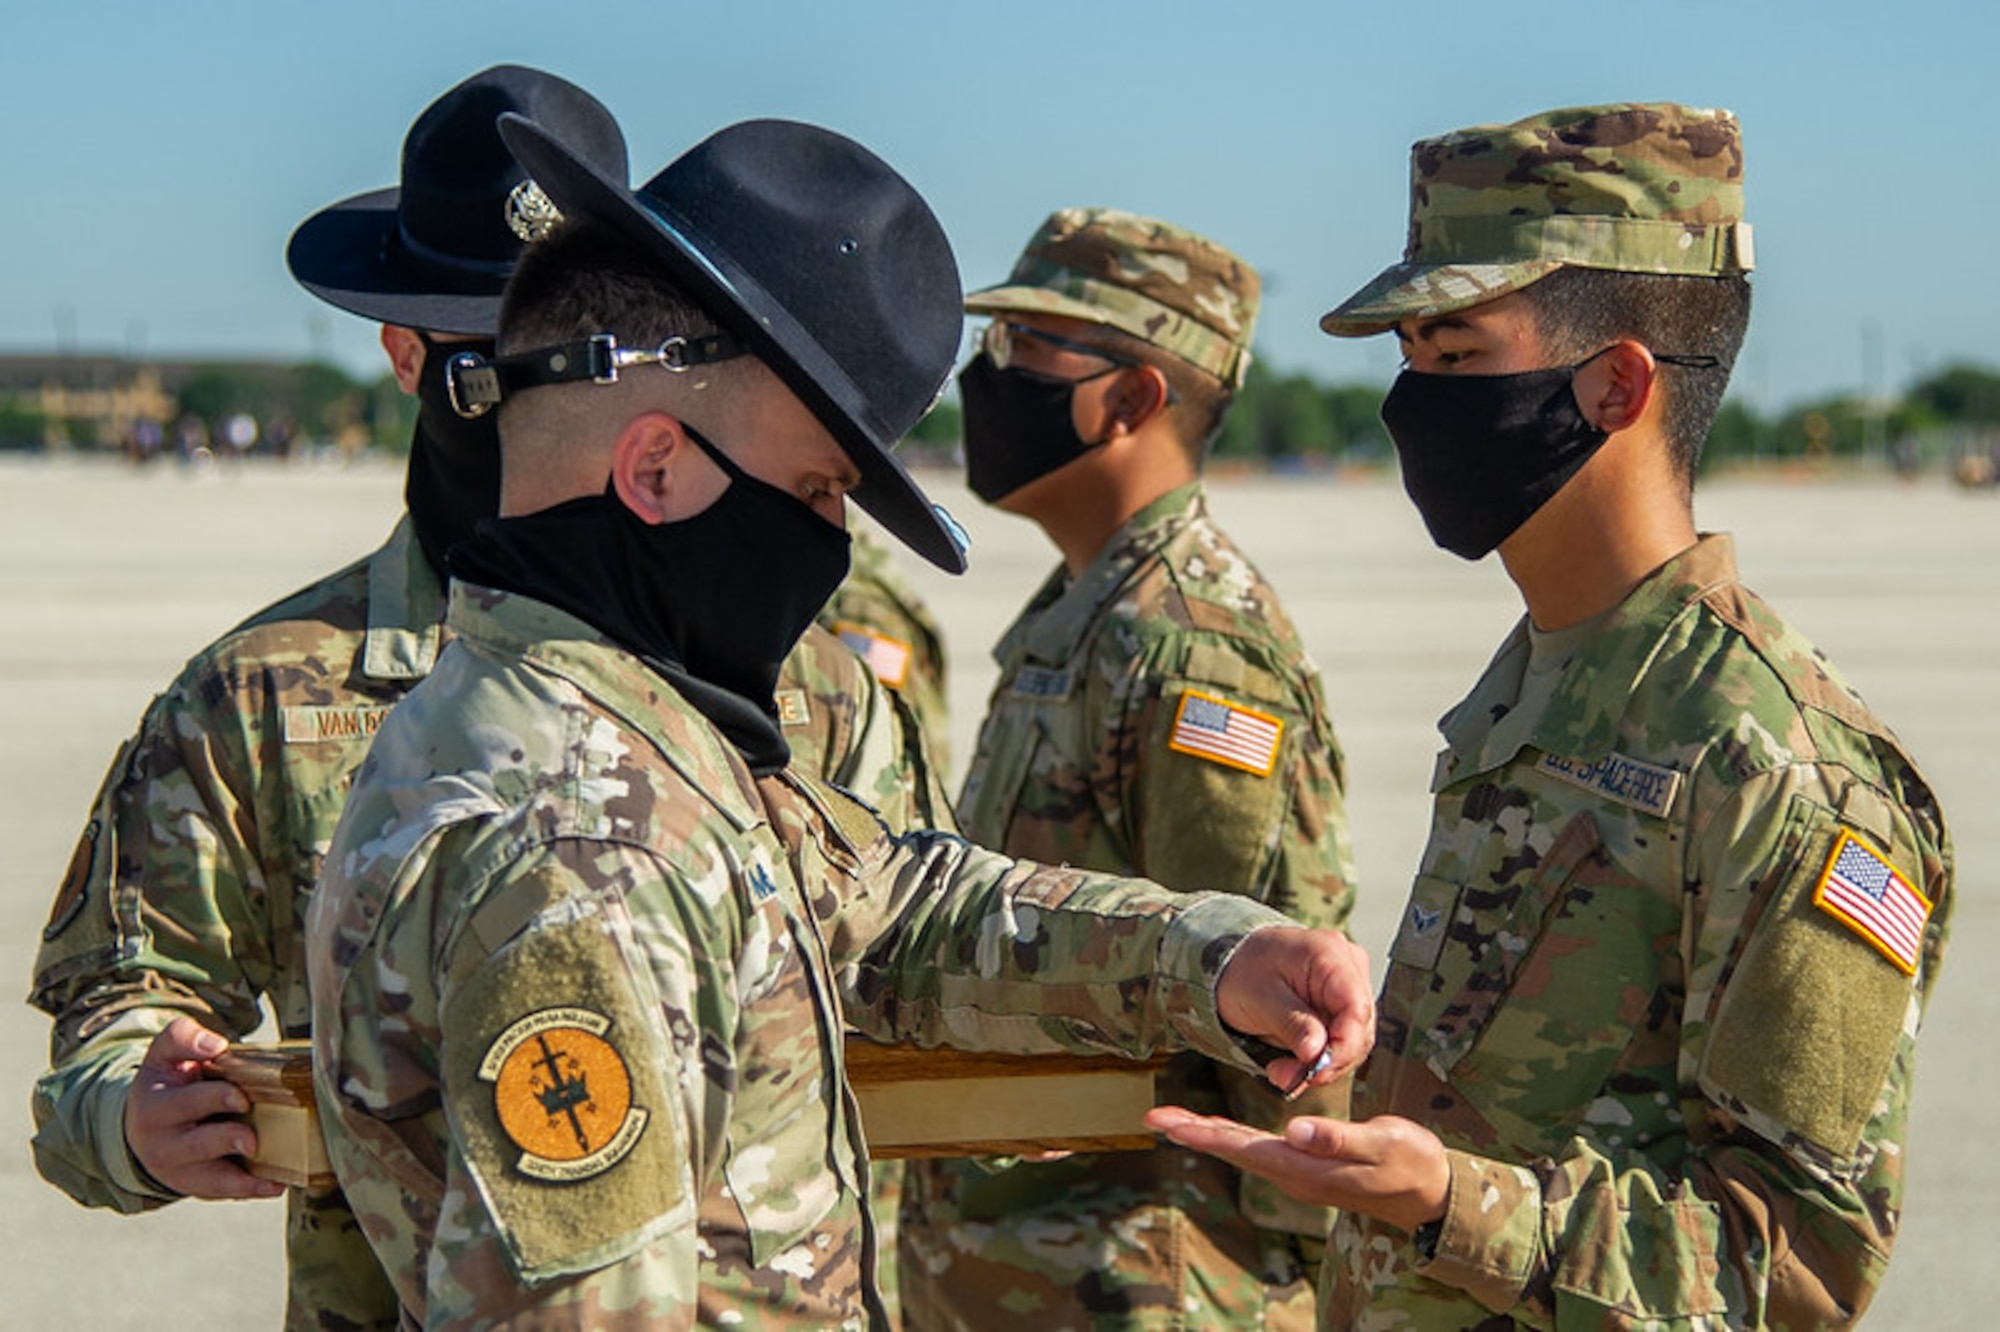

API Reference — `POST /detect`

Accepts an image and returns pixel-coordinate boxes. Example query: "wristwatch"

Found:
[1412,1216,1444,1262]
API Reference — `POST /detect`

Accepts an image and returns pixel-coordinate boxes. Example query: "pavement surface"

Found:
[1,454,1990,1326]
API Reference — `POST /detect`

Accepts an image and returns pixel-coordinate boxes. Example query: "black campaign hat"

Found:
[286,65,626,335]
[498,114,970,574]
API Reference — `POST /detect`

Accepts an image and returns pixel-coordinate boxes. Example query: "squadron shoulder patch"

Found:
[1812,830,1931,976]
[480,1007,649,1182]
[833,622,912,690]
[1167,688,1283,777]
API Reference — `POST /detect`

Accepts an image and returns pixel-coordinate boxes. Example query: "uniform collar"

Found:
[1005,480,1206,665]
[360,515,448,682]
[1436,534,1740,784]
[443,581,765,831]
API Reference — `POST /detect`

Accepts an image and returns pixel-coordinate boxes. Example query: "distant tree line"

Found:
[175,362,416,452]
[0,360,413,455]
[1206,359,2000,474]
[163,362,417,455]
[8,354,1999,473]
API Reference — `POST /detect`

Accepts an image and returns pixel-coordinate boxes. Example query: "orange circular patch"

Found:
[491,1025,634,1163]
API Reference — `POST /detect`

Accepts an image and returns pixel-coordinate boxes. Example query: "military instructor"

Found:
[307,112,1374,1326]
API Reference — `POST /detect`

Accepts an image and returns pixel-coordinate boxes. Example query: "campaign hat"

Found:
[287,65,627,335]
[500,114,969,572]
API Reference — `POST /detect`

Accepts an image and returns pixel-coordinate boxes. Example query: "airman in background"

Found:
[821,525,953,780]
[900,207,1359,1330]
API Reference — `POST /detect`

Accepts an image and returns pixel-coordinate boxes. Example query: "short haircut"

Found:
[1078,323,1235,464]
[1515,268,1752,489]
[500,219,723,357]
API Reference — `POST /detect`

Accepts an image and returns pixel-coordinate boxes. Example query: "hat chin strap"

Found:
[447,331,745,418]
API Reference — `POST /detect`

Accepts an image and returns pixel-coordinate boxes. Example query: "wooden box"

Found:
[212,1034,1166,1186]
[209,1040,335,1191]
[845,1036,1165,1160]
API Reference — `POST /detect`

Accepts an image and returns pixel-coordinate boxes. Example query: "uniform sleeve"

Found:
[792,775,1295,1072]
[1106,635,1356,928]
[28,668,279,1211]
[1104,635,1359,1236]
[338,837,720,1329]
[825,645,959,838]
[818,535,952,776]
[1417,761,1949,1328]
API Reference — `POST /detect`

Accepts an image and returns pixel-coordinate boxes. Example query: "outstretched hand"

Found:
[1144,1105,1448,1234]
[124,1017,284,1200]
[1213,926,1375,1094]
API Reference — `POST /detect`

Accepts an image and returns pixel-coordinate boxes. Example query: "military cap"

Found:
[1322,102,1754,337]
[966,208,1260,388]
[499,115,971,573]
[288,65,627,335]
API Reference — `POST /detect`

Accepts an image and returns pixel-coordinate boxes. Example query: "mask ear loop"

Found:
[680,424,751,484]
[1571,344,1723,374]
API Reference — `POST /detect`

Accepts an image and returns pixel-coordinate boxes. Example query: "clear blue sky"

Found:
[3,0,1990,411]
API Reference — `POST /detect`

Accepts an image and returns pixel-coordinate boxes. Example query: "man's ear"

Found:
[380,326,427,396]
[607,412,689,525]
[1577,340,1658,433]
[1102,364,1171,438]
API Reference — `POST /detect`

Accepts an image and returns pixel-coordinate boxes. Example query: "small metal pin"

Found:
[1282,1045,1337,1102]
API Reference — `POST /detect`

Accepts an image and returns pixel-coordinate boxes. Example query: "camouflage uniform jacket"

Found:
[27,519,928,1332]
[307,582,1298,1330]
[30,518,441,1329]
[906,482,1358,1325]
[819,525,952,778]
[1330,534,1953,1329]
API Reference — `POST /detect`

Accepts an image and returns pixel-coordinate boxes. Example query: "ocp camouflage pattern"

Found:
[819,525,955,785]
[29,520,438,1331]
[1323,102,1755,336]
[1328,535,1952,1328]
[28,518,941,1331]
[902,481,1357,1330]
[307,581,1300,1327]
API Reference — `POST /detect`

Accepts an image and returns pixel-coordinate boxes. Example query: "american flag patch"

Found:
[834,623,912,690]
[1167,688,1283,777]
[1812,830,1931,976]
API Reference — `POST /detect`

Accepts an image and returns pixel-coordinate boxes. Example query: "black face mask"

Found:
[958,351,1109,504]
[450,426,851,774]
[407,334,503,581]
[1379,352,1611,561]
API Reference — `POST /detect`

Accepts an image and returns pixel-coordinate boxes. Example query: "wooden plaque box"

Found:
[209,1039,336,1191]
[845,1038,1164,1159]
[214,1035,1166,1186]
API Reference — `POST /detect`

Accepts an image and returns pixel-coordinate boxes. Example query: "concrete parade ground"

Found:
[0,453,1991,1326]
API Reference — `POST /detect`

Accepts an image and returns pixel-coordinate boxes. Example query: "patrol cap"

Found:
[1321,103,1754,337]
[966,207,1260,389]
